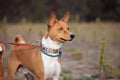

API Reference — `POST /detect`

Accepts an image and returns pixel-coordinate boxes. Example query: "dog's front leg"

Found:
[53,76,59,80]
[53,72,61,80]
[53,64,61,80]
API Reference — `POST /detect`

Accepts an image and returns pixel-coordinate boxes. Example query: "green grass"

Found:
[77,73,94,80]
[99,32,107,79]
[60,68,72,80]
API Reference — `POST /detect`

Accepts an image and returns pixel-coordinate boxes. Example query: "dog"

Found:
[0,44,5,80]
[7,11,75,80]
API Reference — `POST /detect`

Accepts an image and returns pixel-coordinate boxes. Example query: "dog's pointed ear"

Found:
[61,11,70,23]
[48,11,57,27]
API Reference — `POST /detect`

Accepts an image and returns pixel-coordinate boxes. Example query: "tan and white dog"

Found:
[0,44,5,80]
[7,11,75,80]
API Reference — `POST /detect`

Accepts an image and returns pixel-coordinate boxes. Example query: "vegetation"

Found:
[99,32,107,80]
[0,0,120,22]
[61,68,72,80]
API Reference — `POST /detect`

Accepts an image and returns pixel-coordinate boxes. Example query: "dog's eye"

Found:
[67,28,69,30]
[58,27,63,31]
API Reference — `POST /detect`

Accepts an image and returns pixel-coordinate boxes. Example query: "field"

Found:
[0,21,120,80]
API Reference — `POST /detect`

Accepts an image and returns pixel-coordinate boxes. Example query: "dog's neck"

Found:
[42,37,63,50]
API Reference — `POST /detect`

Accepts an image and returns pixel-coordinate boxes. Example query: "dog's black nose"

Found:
[70,34,75,40]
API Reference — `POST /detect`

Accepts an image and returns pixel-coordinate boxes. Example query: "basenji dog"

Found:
[7,11,75,80]
[0,44,5,80]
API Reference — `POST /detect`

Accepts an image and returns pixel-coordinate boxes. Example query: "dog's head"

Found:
[45,11,75,43]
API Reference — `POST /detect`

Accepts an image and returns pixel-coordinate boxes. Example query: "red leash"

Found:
[0,40,33,46]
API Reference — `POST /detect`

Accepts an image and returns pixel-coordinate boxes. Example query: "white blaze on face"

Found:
[0,45,2,52]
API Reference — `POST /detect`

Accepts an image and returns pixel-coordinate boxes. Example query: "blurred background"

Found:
[0,0,120,22]
[0,0,120,80]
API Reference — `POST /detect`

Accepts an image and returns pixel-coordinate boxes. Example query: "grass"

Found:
[60,68,72,80]
[77,73,94,80]
[99,32,107,80]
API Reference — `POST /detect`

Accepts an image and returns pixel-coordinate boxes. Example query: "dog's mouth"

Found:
[60,38,71,41]
[60,34,75,42]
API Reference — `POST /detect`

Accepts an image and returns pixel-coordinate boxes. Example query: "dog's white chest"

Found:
[41,53,61,79]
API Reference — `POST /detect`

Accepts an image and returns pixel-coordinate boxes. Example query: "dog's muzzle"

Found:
[60,33,75,41]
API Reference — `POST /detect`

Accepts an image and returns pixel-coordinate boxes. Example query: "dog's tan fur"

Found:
[7,12,74,80]
[7,39,44,80]
[0,44,5,80]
